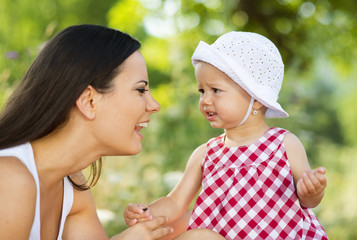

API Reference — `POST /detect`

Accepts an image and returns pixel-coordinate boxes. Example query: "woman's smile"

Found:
[135,121,149,139]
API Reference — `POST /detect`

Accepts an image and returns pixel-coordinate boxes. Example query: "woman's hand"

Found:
[112,216,173,240]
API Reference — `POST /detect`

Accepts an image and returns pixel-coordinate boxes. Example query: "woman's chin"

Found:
[124,145,142,156]
[104,144,142,157]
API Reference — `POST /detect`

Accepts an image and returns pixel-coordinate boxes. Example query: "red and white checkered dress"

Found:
[188,127,327,239]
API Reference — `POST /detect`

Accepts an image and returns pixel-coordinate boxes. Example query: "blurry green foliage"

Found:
[0,0,117,86]
[1,0,357,239]
[108,0,147,36]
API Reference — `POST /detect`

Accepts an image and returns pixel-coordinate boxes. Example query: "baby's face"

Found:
[195,61,251,129]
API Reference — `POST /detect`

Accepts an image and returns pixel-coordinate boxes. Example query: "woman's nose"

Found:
[147,93,161,113]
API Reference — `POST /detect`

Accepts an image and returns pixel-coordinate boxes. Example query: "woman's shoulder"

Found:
[0,156,37,189]
[0,142,34,168]
[0,156,37,238]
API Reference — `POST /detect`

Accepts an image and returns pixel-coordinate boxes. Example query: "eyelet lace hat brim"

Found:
[192,32,289,119]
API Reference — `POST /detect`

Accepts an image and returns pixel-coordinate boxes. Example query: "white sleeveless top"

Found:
[0,142,74,240]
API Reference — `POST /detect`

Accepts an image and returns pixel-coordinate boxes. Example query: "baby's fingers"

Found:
[302,170,326,194]
[126,203,148,214]
[124,203,152,224]
[126,204,150,216]
[125,212,152,222]
[312,168,327,186]
[315,167,326,175]
[301,171,319,193]
[297,178,309,196]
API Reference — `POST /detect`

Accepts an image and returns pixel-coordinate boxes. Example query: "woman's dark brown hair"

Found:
[0,24,141,190]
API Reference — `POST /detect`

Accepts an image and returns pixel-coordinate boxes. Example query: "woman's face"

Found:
[94,51,160,156]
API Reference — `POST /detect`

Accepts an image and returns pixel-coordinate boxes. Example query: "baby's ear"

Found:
[253,100,265,110]
[75,86,101,120]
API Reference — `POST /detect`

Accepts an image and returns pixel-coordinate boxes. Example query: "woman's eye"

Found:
[137,88,148,94]
[198,89,204,94]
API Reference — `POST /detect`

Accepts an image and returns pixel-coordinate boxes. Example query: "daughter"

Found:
[124,32,328,239]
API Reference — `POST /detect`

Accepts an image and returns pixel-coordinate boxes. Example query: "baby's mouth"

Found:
[205,111,217,121]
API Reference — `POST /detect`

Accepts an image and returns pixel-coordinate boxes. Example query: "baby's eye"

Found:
[198,89,204,94]
[213,88,221,93]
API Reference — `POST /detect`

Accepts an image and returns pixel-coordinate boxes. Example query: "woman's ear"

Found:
[75,86,101,120]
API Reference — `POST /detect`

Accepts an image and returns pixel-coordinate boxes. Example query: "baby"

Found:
[124,32,328,239]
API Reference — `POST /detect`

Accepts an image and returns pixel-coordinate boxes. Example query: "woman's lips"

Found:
[135,122,148,138]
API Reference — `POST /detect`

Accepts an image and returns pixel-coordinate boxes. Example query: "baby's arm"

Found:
[124,144,206,226]
[284,133,327,208]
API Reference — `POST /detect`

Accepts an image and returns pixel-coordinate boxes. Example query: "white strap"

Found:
[236,97,254,127]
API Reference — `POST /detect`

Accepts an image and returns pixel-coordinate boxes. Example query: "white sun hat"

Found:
[192,31,288,119]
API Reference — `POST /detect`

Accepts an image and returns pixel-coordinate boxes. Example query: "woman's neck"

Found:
[30,124,101,188]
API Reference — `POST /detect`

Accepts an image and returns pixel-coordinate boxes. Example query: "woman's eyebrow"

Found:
[136,80,148,86]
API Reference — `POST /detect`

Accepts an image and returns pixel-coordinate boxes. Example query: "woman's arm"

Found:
[124,144,206,225]
[0,157,37,239]
[63,173,172,240]
[62,185,108,240]
[111,216,173,240]
[284,133,327,208]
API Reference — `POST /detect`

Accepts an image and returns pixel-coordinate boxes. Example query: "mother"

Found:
[0,24,169,239]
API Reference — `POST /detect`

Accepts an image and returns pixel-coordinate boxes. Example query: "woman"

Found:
[0,24,170,239]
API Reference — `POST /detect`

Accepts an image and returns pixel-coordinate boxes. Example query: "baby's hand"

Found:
[297,167,327,199]
[124,203,153,226]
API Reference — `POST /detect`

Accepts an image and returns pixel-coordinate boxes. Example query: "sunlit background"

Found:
[1,0,357,238]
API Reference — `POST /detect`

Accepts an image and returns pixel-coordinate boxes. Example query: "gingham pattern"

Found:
[188,128,327,239]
